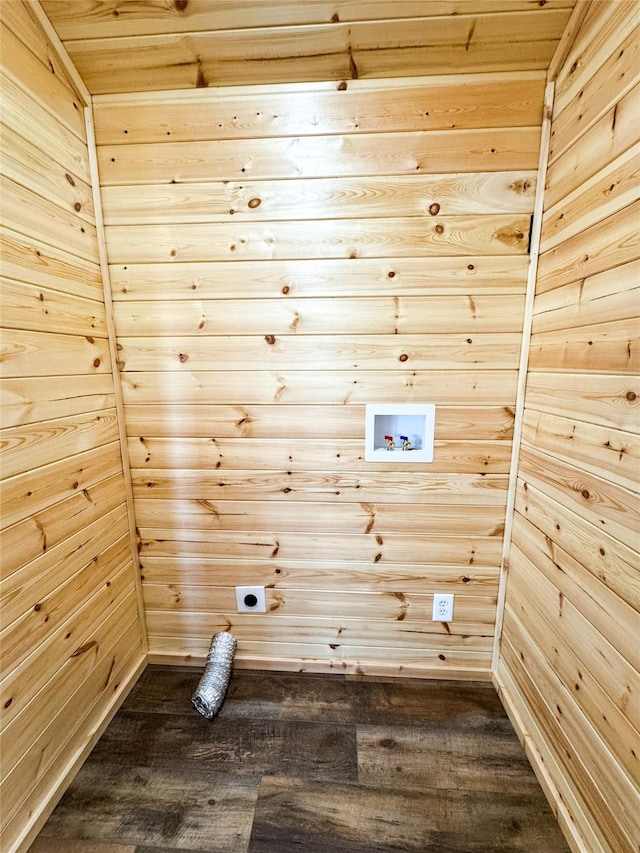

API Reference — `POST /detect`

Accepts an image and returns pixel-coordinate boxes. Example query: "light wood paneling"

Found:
[0,602,141,824]
[128,437,513,472]
[1,177,99,263]
[531,259,640,333]
[523,371,639,433]
[0,5,144,851]
[0,474,127,579]
[138,555,499,592]
[116,334,523,372]
[1,506,129,628]
[91,63,543,677]
[535,199,640,293]
[105,215,531,263]
[143,608,495,654]
[1,279,108,336]
[497,3,640,851]
[0,123,94,225]
[92,74,547,143]
[0,20,84,137]
[0,226,103,300]
[42,2,576,41]
[132,499,505,536]
[1,409,119,478]
[121,401,514,444]
[42,4,573,94]
[110,256,529,300]
[131,470,509,504]
[1,329,111,378]
[540,144,640,252]
[1,375,116,429]
[550,21,640,162]
[113,295,526,336]
[515,480,639,610]
[101,172,537,224]
[139,531,501,572]
[97,127,541,185]
[0,75,89,182]
[520,409,638,492]
[120,369,519,405]
[552,0,639,114]
[545,79,640,210]
[1,538,130,680]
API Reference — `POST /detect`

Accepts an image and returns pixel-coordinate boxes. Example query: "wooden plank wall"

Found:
[41,0,574,93]
[92,70,545,678]
[0,4,146,850]
[495,2,640,851]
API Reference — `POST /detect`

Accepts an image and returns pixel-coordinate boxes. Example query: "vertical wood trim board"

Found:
[0,4,146,851]
[26,0,91,106]
[546,0,592,84]
[491,80,555,671]
[92,70,546,678]
[496,3,640,851]
[84,106,150,655]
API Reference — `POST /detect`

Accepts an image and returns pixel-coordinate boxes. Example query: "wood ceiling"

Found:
[41,0,576,94]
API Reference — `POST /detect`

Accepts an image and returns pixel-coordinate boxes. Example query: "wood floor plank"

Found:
[357,724,541,794]
[122,666,354,721]
[34,667,570,853]
[37,763,258,853]
[122,667,512,731]
[87,709,358,781]
[248,775,570,853]
[29,840,136,853]
[345,676,512,730]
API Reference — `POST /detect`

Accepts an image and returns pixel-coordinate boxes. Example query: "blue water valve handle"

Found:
[400,435,411,451]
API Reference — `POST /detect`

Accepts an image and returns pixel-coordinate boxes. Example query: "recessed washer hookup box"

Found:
[364,404,436,463]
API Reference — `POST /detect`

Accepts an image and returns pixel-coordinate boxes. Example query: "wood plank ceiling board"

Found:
[41,0,576,94]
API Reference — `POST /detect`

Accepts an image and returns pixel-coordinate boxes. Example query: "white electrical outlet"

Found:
[432,593,454,621]
[235,586,267,613]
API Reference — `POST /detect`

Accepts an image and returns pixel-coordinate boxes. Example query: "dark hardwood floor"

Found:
[31,666,570,853]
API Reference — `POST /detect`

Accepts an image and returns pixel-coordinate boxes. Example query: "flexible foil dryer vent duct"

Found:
[192,631,237,719]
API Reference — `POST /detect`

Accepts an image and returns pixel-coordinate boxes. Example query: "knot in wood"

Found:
[399,353,408,362]
[248,198,261,208]
[428,203,440,216]
[434,223,445,235]
[178,352,189,363]
[265,335,276,345]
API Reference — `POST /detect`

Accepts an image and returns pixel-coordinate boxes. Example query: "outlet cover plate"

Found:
[235,585,267,613]
[432,593,454,621]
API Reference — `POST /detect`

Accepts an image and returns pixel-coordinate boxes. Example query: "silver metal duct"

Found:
[191,631,237,719]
